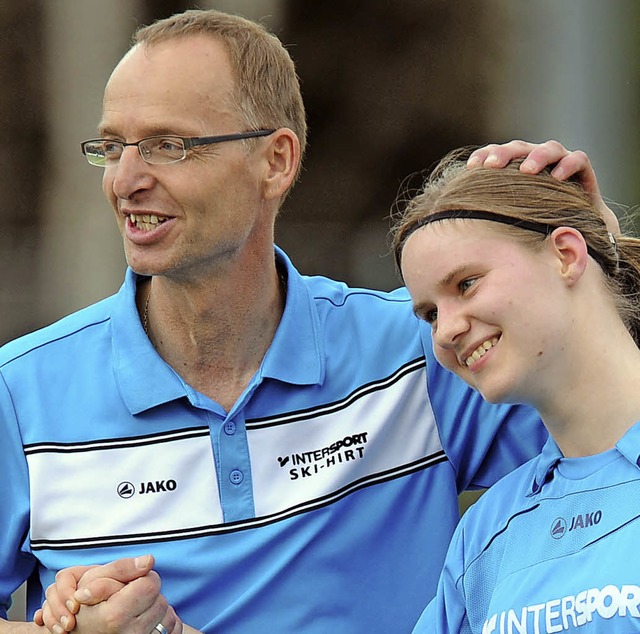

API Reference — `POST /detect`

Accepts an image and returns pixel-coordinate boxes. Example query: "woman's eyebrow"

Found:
[437,263,471,289]
[410,264,472,318]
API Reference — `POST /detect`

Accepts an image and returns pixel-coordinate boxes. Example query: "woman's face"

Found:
[400,220,572,405]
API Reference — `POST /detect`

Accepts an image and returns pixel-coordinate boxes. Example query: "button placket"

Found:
[217,414,254,520]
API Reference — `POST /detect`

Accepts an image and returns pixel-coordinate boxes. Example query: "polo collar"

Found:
[528,419,640,496]
[112,247,324,415]
[258,247,324,385]
[528,436,562,496]
[615,419,640,469]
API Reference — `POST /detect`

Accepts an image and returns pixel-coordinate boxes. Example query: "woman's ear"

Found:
[262,128,300,201]
[549,226,589,286]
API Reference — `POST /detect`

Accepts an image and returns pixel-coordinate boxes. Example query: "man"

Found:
[0,9,608,634]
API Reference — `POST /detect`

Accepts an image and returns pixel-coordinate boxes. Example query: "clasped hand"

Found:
[34,555,184,634]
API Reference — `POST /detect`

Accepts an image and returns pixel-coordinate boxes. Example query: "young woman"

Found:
[392,149,640,633]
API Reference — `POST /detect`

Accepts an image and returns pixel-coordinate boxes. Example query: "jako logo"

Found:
[117,481,135,499]
[550,511,602,539]
[550,517,567,539]
[138,479,177,494]
[117,479,178,498]
[569,510,602,531]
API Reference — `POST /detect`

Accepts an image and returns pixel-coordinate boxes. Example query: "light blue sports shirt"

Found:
[0,248,545,633]
[414,422,640,633]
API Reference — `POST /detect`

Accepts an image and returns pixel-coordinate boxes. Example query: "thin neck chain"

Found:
[142,290,150,335]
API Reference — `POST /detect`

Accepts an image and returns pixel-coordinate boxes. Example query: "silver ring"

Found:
[154,624,168,634]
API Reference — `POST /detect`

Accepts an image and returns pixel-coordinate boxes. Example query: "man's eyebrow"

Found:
[96,125,184,138]
[96,124,119,137]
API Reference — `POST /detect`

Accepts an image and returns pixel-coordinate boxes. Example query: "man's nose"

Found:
[109,146,155,200]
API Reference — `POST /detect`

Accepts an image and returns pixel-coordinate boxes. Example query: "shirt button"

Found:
[224,420,237,435]
[229,469,244,485]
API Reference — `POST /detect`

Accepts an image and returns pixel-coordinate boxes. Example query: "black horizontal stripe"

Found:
[24,426,211,455]
[247,357,427,429]
[30,450,448,551]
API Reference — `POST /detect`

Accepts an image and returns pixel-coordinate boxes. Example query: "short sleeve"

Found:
[411,520,472,633]
[0,370,36,618]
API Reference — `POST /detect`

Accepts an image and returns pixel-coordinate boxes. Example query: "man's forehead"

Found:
[101,37,236,127]
[107,36,233,90]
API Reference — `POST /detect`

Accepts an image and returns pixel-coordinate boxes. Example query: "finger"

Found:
[56,565,97,607]
[521,145,619,234]
[45,564,98,619]
[44,578,80,632]
[74,578,126,606]
[148,611,181,634]
[547,150,597,185]
[467,140,535,168]
[94,575,168,633]
[76,554,155,591]
[110,570,162,613]
[39,601,75,634]
[469,139,571,172]
[155,605,182,634]
[517,140,571,174]
[33,607,44,626]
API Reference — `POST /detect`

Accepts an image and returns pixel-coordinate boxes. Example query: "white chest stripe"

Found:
[248,362,442,517]
[27,429,221,549]
[27,360,444,550]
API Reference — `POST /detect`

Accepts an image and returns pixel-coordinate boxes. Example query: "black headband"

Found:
[413,209,555,236]
[405,209,613,272]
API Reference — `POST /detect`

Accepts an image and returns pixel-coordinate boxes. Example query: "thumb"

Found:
[74,578,127,606]
[75,555,155,594]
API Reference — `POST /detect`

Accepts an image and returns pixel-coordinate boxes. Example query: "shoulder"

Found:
[305,273,413,308]
[301,275,430,365]
[0,295,116,370]
[457,456,541,546]
[278,246,419,334]
[302,274,420,331]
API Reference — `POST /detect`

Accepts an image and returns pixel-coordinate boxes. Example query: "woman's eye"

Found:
[459,277,477,293]
[424,308,438,324]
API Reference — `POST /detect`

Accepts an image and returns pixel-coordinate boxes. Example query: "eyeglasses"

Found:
[80,129,276,167]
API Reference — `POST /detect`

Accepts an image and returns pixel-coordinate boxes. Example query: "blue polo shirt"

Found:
[0,248,545,633]
[414,423,640,633]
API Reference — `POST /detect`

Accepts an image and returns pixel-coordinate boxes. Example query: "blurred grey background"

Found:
[3,0,640,621]
[2,0,639,348]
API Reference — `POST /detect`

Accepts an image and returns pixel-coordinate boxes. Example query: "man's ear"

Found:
[549,226,589,286]
[262,128,300,201]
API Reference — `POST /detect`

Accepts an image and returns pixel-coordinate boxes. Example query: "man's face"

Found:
[99,36,271,280]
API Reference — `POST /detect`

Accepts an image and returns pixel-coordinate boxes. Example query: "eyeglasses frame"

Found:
[80,129,277,166]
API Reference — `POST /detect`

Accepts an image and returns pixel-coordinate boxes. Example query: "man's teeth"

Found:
[129,213,167,231]
[465,337,499,367]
